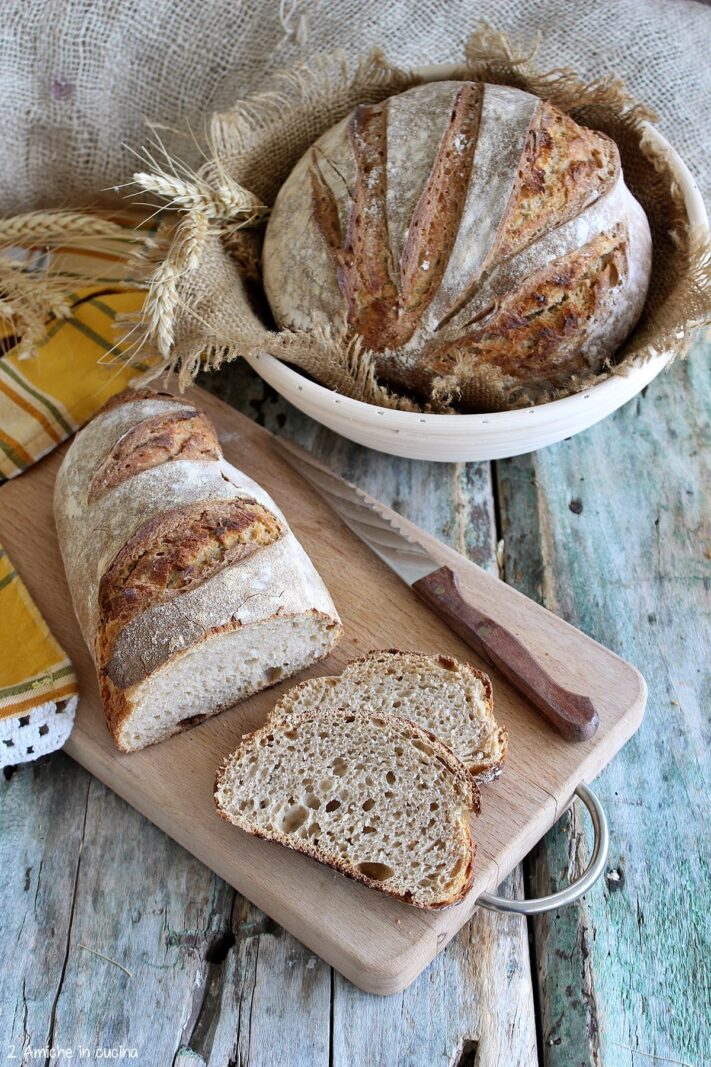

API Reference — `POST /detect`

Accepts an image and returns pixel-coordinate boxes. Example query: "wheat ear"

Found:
[0,209,148,357]
[0,212,129,247]
[133,168,266,222]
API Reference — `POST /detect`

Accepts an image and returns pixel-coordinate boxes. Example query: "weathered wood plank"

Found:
[179,899,332,1067]
[202,360,538,1067]
[497,344,711,1067]
[0,358,537,1067]
[331,870,536,1067]
[0,755,90,1061]
[0,754,235,1064]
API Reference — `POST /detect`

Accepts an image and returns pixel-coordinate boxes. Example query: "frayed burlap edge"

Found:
[125,23,711,413]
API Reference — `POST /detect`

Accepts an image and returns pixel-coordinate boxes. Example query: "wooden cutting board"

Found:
[1,386,646,995]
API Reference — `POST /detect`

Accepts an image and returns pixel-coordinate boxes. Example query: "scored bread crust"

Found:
[215,706,479,909]
[270,648,508,783]
[97,496,285,683]
[263,81,652,408]
[54,388,342,751]
[88,407,221,501]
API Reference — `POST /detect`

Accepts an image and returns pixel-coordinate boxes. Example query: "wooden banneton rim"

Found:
[244,62,709,462]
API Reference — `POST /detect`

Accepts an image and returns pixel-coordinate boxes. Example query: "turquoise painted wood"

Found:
[1,341,707,1065]
[498,341,710,1067]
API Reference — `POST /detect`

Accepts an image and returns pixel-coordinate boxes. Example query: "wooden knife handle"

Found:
[412,566,599,742]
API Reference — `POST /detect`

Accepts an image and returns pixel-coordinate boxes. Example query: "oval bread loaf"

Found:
[54,389,342,752]
[263,81,652,409]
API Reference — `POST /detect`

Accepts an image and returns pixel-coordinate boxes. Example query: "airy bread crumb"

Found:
[215,706,479,909]
[270,649,507,782]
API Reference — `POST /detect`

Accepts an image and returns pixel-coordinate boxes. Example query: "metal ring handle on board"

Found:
[477,783,609,915]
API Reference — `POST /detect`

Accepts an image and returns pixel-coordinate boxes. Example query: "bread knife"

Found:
[273,437,599,742]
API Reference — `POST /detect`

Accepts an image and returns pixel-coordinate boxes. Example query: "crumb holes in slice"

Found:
[445,857,466,888]
[362,798,375,812]
[385,770,396,784]
[325,799,341,813]
[280,805,308,833]
[331,757,348,777]
[412,740,434,756]
[283,727,299,740]
[357,862,394,881]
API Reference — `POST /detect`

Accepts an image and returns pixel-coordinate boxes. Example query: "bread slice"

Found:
[215,707,479,909]
[270,650,507,783]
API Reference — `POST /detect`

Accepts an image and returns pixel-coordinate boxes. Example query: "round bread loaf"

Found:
[262,81,652,409]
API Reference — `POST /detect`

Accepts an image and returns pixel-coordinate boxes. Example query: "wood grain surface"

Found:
[1,341,707,1066]
[498,349,711,1067]
[0,383,645,999]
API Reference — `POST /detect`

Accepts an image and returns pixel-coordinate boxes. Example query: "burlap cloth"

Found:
[2,1,710,410]
[2,0,709,213]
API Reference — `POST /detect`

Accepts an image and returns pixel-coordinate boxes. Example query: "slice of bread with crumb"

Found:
[215,707,479,909]
[270,650,507,783]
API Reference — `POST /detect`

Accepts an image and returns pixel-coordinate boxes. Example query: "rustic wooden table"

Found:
[1,342,708,1067]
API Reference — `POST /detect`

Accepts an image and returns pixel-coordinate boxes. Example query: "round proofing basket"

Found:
[245,66,709,462]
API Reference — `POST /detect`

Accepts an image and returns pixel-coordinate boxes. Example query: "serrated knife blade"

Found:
[272,445,438,586]
[273,436,599,742]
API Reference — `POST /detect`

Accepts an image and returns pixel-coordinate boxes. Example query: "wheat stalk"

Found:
[0,208,149,357]
[0,258,71,316]
[133,168,266,221]
[171,210,209,272]
[0,211,139,247]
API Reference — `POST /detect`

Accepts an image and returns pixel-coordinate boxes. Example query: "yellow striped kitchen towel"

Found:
[0,287,150,480]
[0,225,156,762]
[0,545,78,762]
